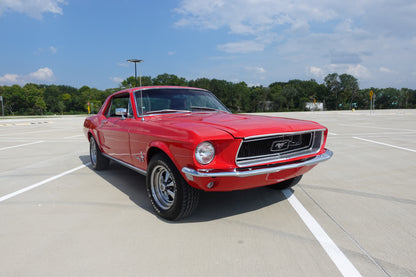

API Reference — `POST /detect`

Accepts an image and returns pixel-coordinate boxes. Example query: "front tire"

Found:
[147,154,199,220]
[89,136,109,170]
[269,175,303,190]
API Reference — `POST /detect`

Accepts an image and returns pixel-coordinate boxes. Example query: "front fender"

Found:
[147,140,194,178]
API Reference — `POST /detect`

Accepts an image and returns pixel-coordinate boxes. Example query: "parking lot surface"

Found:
[1,110,415,276]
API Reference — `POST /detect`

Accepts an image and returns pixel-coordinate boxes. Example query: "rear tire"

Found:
[147,153,199,220]
[89,137,109,170]
[269,175,303,190]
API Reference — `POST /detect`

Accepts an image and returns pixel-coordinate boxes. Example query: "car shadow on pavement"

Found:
[80,156,288,222]
[183,188,288,223]
[79,156,153,214]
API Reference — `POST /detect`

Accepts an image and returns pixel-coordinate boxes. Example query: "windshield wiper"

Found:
[145,109,189,115]
[190,106,219,112]
[145,107,220,114]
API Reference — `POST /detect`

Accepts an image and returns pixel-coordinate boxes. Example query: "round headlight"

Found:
[195,142,215,165]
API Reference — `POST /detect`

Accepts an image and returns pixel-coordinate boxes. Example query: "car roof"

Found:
[113,86,208,96]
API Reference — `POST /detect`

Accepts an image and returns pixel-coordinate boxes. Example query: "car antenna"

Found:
[140,89,145,121]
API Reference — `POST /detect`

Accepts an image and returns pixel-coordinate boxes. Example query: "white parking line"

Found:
[64,134,84,139]
[282,189,362,277]
[353,137,416,153]
[0,163,91,203]
[0,129,62,137]
[340,124,415,132]
[0,141,44,151]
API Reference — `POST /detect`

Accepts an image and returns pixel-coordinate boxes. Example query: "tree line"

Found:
[1,73,415,115]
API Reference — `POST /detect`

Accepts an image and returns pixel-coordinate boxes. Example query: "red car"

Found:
[84,86,332,220]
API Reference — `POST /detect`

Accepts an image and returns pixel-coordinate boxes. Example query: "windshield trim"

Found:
[133,87,231,117]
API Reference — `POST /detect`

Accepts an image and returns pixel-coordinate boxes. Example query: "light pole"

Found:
[127,59,143,87]
[0,95,4,117]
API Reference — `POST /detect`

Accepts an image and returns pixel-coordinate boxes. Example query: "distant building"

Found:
[305,102,324,111]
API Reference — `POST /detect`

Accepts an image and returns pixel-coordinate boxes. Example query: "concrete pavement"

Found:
[1,111,415,276]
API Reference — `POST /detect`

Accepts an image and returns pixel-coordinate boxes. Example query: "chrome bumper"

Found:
[182,149,333,179]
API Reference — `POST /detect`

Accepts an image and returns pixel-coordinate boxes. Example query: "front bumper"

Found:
[182,149,333,179]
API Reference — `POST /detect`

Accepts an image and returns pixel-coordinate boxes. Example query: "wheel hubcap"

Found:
[90,139,97,166]
[150,165,176,210]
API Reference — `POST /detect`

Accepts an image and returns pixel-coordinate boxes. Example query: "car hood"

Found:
[151,112,325,138]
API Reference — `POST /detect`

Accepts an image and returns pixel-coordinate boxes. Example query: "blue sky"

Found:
[1,0,416,90]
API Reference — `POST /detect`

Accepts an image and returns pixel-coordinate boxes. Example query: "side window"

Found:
[127,101,134,118]
[107,95,131,118]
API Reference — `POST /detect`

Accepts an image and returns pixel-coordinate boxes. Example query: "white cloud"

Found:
[379,67,395,74]
[29,67,54,80]
[330,50,362,64]
[49,46,57,54]
[217,40,265,53]
[0,0,66,19]
[35,46,57,55]
[308,64,371,81]
[309,66,325,79]
[0,67,55,85]
[0,73,19,84]
[110,77,124,83]
[174,0,416,88]
[247,83,261,87]
[245,66,266,74]
[344,64,371,79]
[175,0,339,35]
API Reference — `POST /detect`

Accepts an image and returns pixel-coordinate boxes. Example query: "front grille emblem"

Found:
[271,140,290,152]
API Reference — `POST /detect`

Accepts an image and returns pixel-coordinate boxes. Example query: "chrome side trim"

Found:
[102,153,147,176]
[182,149,333,178]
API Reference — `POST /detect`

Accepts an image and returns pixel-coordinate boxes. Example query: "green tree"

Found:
[208,79,234,110]
[3,85,25,115]
[269,83,284,111]
[44,85,61,113]
[233,82,250,112]
[57,101,65,114]
[152,73,188,86]
[121,76,152,88]
[281,85,298,111]
[376,88,401,109]
[339,74,359,109]
[34,97,47,114]
[189,78,211,90]
[324,73,340,110]
[2,72,416,114]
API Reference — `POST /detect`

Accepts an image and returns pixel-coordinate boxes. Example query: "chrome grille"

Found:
[236,130,324,167]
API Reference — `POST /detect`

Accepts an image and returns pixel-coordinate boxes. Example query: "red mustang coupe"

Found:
[84,86,332,220]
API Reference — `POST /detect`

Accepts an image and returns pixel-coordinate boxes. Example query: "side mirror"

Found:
[115,108,127,119]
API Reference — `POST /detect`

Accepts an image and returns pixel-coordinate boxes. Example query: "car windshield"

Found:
[134,88,230,115]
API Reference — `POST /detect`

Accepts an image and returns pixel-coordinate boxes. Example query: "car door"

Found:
[98,93,133,164]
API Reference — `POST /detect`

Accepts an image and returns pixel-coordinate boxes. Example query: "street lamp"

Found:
[127,59,143,87]
[0,95,4,117]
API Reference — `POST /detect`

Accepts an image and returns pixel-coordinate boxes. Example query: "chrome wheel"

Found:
[90,138,97,166]
[147,153,200,220]
[150,165,176,210]
[89,136,109,170]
